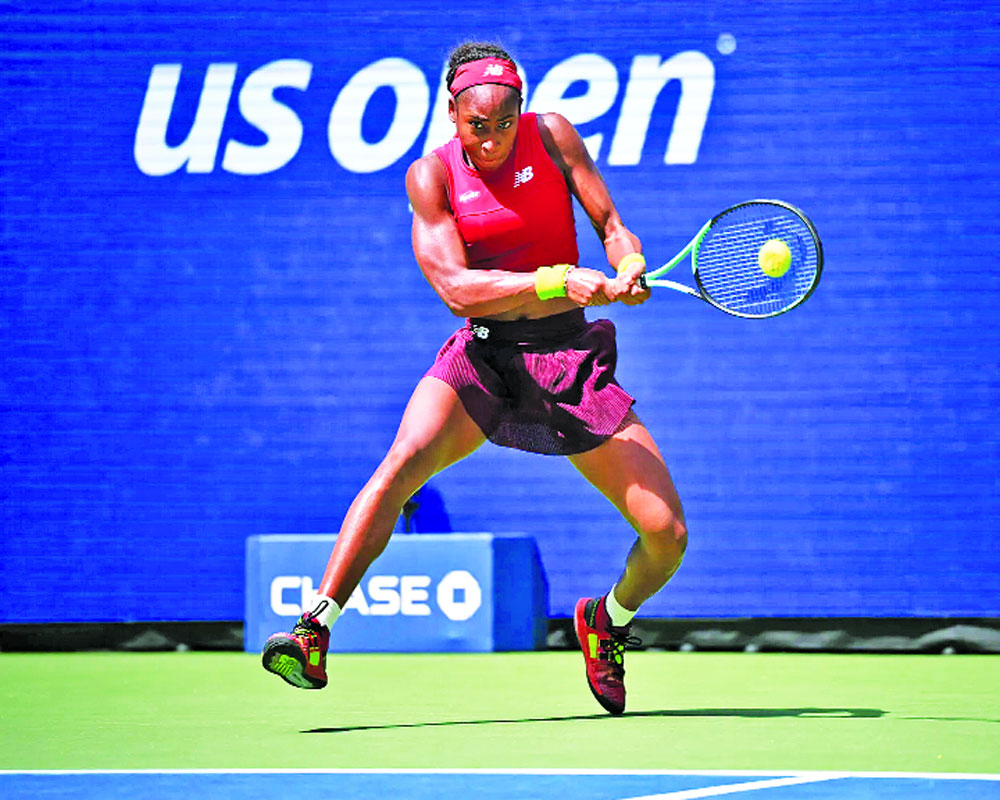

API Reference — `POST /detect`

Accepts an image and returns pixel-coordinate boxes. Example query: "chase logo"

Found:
[270,571,483,622]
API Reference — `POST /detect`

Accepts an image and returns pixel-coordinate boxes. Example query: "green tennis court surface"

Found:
[1,651,997,797]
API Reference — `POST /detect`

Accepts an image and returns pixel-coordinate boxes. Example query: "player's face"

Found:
[449,85,521,172]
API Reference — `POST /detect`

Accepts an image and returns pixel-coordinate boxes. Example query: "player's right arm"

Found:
[406,155,537,318]
[405,155,617,317]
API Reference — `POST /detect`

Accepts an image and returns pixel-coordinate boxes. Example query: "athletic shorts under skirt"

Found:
[425,308,636,456]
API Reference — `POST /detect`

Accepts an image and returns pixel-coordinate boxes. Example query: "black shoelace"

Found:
[601,628,643,667]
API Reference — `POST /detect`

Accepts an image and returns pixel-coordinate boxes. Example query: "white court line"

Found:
[1,769,998,779]
[618,774,846,800]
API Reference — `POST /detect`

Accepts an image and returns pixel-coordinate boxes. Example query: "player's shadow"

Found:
[302,707,886,734]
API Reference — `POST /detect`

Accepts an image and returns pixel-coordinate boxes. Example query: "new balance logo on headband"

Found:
[484,64,504,77]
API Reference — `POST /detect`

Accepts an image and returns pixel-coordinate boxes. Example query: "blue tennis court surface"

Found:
[4,770,999,799]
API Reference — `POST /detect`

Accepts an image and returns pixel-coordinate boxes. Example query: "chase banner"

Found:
[245,534,548,652]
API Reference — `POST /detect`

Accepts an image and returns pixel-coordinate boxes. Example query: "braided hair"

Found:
[445,42,516,93]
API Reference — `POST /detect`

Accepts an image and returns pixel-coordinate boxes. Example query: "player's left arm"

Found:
[536,112,650,304]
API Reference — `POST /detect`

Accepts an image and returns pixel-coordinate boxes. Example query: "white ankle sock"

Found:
[605,585,636,627]
[309,596,342,629]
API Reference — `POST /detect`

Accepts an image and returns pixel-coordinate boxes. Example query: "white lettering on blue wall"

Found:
[223,60,313,175]
[526,53,618,160]
[608,51,715,165]
[134,52,715,176]
[328,57,430,174]
[134,63,237,175]
[135,60,312,176]
[270,572,481,621]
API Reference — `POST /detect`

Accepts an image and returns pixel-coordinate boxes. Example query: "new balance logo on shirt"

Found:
[457,168,531,201]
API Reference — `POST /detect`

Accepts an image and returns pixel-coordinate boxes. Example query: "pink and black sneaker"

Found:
[261,611,329,690]
[574,595,641,715]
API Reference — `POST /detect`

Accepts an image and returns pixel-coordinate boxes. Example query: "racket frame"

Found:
[638,199,823,319]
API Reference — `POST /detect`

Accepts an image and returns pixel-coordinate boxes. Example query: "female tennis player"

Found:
[263,42,687,716]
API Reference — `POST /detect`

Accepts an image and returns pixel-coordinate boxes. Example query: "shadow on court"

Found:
[303,707,886,733]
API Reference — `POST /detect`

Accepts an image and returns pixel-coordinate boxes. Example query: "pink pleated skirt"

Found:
[425,309,635,456]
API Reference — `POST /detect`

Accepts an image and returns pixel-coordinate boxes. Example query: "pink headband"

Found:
[449,57,523,98]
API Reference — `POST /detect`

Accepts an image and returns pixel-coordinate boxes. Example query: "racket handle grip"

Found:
[638,273,648,290]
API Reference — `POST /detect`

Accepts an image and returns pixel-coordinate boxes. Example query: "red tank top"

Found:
[433,112,579,273]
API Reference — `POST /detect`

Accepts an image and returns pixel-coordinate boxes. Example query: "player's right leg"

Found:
[262,376,486,689]
[569,412,687,713]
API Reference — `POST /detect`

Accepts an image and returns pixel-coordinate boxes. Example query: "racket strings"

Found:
[695,208,819,316]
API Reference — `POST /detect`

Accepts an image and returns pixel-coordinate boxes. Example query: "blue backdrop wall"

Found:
[3,0,999,623]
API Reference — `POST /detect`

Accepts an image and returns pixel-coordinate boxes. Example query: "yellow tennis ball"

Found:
[758,238,792,278]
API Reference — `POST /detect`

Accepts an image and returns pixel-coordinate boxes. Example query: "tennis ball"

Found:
[758,238,792,278]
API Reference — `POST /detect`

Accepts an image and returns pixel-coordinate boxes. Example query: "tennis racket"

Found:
[638,200,823,319]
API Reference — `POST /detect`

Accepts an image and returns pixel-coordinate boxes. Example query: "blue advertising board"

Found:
[244,534,548,652]
[2,0,998,623]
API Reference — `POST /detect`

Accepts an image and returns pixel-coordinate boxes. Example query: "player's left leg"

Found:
[262,377,486,690]
[567,411,687,713]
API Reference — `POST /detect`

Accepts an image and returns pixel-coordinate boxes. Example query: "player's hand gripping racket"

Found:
[638,200,823,318]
